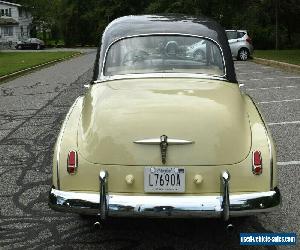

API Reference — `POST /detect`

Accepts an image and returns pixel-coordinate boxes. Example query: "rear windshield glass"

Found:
[104,35,224,77]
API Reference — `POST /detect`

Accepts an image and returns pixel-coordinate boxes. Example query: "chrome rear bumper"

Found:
[49,187,280,219]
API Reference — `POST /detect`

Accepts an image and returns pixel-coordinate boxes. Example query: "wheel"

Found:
[237,48,249,61]
[16,45,22,50]
[193,49,205,61]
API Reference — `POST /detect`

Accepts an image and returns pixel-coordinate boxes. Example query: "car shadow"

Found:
[77,215,276,250]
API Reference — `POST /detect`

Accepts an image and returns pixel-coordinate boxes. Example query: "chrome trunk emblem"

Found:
[134,135,194,164]
[160,135,168,164]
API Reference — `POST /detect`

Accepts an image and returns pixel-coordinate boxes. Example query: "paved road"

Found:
[0,54,299,249]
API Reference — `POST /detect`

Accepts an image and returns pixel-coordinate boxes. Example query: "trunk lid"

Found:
[77,78,251,165]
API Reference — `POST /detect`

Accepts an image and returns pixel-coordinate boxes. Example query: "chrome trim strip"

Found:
[94,73,227,84]
[134,138,160,144]
[56,97,82,189]
[220,171,230,221]
[49,187,280,218]
[134,135,194,164]
[134,138,194,145]
[168,139,195,145]
[99,33,227,82]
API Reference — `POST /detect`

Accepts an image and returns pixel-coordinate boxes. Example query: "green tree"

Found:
[12,0,300,48]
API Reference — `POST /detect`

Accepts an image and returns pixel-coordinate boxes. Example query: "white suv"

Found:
[226,30,253,61]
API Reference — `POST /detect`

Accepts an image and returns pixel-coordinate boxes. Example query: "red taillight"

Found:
[252,151,262,175]
[67,150,78,174]
[246,37,252,45]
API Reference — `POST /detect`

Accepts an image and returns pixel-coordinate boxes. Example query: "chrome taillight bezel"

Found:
[252,150,262,175]
[67,150,78,174]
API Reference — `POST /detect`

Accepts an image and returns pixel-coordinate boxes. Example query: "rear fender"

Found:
[243,94,278,189]
[52,96,83,189]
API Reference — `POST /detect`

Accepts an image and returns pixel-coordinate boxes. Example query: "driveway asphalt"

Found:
[0,55,299,249]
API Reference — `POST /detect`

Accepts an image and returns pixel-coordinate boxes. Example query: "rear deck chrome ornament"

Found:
[134,135,194,164]
[160,135,168,164]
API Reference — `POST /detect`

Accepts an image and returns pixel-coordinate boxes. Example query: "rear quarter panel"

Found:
[243,94,278,189]
[52,97,83,189]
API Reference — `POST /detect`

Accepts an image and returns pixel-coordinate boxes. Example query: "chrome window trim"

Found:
[94,73,227,84]
[99,33,227,82]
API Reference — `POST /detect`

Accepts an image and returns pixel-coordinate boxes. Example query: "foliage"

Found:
[11,0,300,49]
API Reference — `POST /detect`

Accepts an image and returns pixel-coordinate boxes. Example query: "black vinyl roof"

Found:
[97,15,237,83]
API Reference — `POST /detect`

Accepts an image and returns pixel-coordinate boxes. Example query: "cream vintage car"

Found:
[49,15,281,224]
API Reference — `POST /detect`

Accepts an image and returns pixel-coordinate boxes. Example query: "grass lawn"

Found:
[254,50,300,65]
[0,51,79,77]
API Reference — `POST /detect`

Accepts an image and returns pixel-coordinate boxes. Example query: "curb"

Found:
[253,57,300,74]
[0,52,82,82]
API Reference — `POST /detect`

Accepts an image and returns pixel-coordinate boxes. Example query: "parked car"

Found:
[15,38,45,50]
[185,40,206,61]
[49,15,280,224]
[226,30,253,60]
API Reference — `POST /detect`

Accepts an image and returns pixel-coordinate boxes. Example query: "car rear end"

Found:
[240,30,254,56]
[49,79,280,221]
[49,16,279,223]
[226,30,254,60]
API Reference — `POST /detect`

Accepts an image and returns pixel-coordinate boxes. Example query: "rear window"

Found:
[104,35,225,77]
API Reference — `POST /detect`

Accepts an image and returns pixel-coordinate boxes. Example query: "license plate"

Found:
[144,167,185,193]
